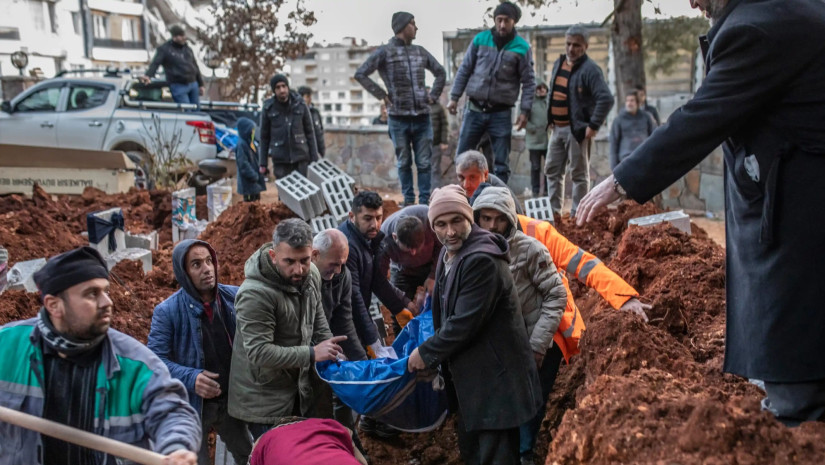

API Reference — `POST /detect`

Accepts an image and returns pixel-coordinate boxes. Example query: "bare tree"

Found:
[198,0,316,102]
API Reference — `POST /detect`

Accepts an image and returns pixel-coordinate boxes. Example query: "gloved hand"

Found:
[396,309,414,328]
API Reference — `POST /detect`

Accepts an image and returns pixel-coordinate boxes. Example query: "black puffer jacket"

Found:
[146,40,203,86]
[259,91,318,167]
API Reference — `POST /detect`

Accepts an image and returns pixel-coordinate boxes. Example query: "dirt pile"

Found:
[199,201,296,285]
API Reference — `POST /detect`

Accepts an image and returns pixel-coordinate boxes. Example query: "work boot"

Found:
[358,417,399,439]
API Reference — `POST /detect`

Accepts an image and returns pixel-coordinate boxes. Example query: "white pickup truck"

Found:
[0,71,235,188]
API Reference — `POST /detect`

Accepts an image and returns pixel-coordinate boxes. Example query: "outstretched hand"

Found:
[314,335,347,362]
[620,298,651,323]
[576,175,622,226]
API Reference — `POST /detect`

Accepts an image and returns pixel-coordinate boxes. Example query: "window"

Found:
[292,66,303,74]
[323,104,332,111]
[0,26,20,40]
[30,0,46,31]
[318,53,331,61]
[321,92,330,99]
[48,2,57,33]
[16,87,61,112]
[67,86,109,111]
[93,14,109,39]
[121,18,141,42]
[337,92,345,99]
[71,12,82,35]
[325,116,332,124]
[335,103,342,111]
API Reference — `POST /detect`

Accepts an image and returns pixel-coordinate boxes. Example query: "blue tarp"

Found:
[215,126,239,153]
[316,302,448,432]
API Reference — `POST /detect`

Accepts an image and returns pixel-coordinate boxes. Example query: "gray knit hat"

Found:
[392,12,414,34]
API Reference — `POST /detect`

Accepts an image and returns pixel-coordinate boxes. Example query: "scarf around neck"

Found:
[37,308,107,357]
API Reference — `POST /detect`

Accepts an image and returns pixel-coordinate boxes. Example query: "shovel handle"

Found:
[0,405,166,465]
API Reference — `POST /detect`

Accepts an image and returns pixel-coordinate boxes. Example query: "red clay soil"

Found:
[198,201,297,285]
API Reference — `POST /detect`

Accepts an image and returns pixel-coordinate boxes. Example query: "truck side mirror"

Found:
[1,101,11,113]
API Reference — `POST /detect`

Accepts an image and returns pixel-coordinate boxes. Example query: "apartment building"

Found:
[82,0,149,66]
[287,38,383,127]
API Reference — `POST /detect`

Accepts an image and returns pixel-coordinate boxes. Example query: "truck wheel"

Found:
[126,151,155,190]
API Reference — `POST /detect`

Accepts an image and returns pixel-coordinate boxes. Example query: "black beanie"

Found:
[493,2,522,23]
[392,12,414,34]
[34,246,109,297]
[270,74,289,91]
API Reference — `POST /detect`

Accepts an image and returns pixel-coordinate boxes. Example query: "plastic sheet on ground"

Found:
[316,303,448,433]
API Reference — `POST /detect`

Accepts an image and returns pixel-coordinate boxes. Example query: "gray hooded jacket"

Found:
[473,187,567,354]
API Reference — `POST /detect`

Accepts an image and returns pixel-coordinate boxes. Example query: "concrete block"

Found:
[276,172,326,220]
[369,297,388,342]
[106,248,153,274]
[207,182,233,222]
[524,197,555,224]
[7,258,47,292]
[628,210,692,235]
[178,219,209,242]
[308,159,355,188]
[214,436,236,465]
[88,207,127,258]
[125,231,158,251]
[172,188,197,243]
[322,176,354,223]
[311,215,339,236]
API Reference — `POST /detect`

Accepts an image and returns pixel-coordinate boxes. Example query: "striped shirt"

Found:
[551,60,573,127]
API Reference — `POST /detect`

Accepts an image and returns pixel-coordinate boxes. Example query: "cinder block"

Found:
[311,215,339,236]
[7,258,47,292]
[88,207,127,258]
[106,248,153,274]
[322,176,354,223]
[125,231,158,251]
[524,197,555,224]
[369,297,388,342]
[172,188,197,243]
[207,182,233,222]
[276,172,326,220]
[628,210,692,235]
[308,159,354,188]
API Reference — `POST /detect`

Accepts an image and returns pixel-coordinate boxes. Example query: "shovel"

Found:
[0,405,166,465]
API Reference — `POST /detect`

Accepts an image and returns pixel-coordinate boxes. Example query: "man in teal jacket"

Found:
[0,247,200,464]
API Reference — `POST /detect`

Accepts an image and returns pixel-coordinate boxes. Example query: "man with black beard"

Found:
[228,219,347,440]
[0,247,200,464]
[447,1,536,183]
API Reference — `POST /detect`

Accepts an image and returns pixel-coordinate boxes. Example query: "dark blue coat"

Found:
[147,240,239,412]
[613,0,825,382]
[235,117,266,197]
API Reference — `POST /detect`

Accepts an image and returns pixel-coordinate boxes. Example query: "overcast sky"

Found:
[304,0,703,61]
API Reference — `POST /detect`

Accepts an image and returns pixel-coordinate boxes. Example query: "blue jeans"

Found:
[456,108,513,183]
[519,344,563,459]
[388,115,433,204]
[169,81,200,107]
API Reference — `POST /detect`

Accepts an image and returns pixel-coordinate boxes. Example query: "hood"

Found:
[472,186,518,240]
[172,239,219,302]
[244,242,311,294]
[454,224,510,263]
[535,78,548,91]
[236,117,256,143]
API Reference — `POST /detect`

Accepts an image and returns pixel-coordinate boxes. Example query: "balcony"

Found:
[87,0,144,16]
[93,38,145,49]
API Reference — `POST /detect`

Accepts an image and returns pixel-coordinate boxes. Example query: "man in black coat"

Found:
[298,86,325,158]
[258,75,318,179]
[577,0,825,426]
[408,185,541,465]
[141,25,204,106]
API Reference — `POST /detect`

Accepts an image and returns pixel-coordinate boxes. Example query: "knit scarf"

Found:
[37,308,106,357]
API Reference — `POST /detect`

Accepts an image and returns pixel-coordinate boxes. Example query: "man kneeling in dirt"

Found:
[473,187,567,465]
[228,219,346,440]
[408,185,542,465]
[148,239,253,465]
[0,247,200,464]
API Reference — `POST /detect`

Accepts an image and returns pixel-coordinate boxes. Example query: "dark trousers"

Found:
[457,414,520,465]
[272,161,309,179]
[529,149,547,196]
[762,379,825,426]
[198,400,253,465]
[456,108,513,183]
[243,193,260,202]
[519,344,563,458]
[389,267,430,336]
[388,115,433,205]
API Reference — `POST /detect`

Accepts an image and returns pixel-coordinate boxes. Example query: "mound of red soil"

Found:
[199,201,296,285]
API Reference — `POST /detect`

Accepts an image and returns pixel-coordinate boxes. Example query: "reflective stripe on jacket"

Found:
[518,215,640,361]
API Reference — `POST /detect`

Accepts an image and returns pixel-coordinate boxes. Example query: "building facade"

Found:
[286,38,383,127]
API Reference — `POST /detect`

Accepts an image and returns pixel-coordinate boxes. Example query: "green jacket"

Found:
[525,80,549,150]
[227,243,333,424]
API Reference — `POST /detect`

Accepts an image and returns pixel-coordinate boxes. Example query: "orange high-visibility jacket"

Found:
[518,215,639,362]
